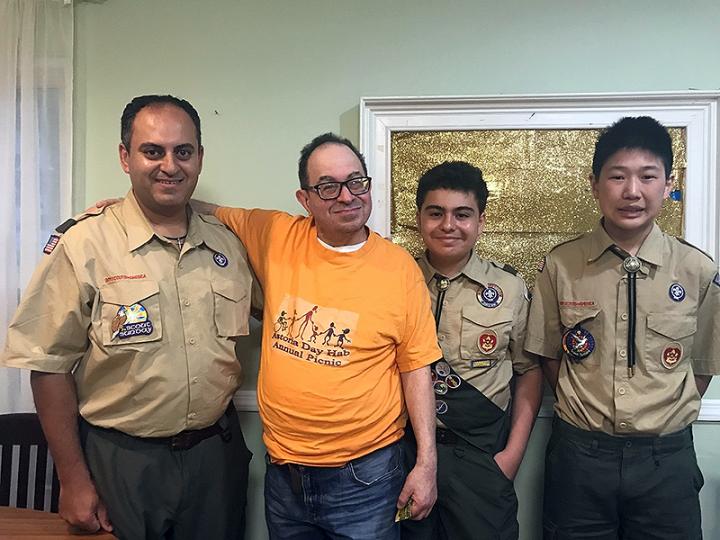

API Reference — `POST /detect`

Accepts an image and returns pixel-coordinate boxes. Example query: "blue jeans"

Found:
[265,442,404,540]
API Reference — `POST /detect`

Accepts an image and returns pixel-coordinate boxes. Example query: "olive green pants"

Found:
[401,432,518,540]
[544,417,703,540]
[79,409,251,540]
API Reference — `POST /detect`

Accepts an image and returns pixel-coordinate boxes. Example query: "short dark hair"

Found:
[297,132,367,188]
[120,94,202,150]
[416,161,489,214]
[592,116,673,179]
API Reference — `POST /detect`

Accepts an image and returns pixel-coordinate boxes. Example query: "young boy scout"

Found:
[402,161,542,540]
[525,116,719,539]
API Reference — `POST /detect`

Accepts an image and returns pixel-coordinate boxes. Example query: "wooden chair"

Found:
[0,413,59,512]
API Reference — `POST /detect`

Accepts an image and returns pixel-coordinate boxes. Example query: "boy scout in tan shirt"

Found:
[2,95,254,540]
[525,116,720,539]
[402,161,542,540]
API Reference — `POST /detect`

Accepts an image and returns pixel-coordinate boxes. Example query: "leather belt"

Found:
[153,406,234,450]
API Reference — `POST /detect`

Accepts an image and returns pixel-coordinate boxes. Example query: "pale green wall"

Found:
[74,1,720,538]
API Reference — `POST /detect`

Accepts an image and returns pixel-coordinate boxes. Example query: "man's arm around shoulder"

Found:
[31,372,112,533]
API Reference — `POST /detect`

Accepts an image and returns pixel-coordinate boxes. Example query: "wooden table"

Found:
[0,507,116,539]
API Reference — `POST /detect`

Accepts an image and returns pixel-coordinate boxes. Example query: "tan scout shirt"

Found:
[3,192,253,437]
[419,253,538,411]
[525,222,720,435]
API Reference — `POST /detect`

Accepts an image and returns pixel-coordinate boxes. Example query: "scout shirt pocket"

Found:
[101,280,162,346]
[559,305,601,365]
[645,313,696,372]
[212,279,250,337]
[460,303,514,368]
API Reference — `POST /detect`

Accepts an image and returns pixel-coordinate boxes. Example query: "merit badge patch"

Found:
[661,342,683,369]
[668,282,686,302]
[43,234,61,255]
[435,361,451,377]
[561,326,595,362]
[111,303,153,340]
[435,400,448,415]
[433,381,448,395]
[478,283,503,308]
[213,251,229,267]
[445,374,461,389]
[478,330,498,354]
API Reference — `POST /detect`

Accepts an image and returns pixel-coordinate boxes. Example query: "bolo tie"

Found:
[609,247,641,377]
[434,275,450,328]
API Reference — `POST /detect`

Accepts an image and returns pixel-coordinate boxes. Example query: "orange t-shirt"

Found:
[215,208,440,465]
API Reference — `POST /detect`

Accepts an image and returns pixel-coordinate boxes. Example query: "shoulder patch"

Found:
[713,272,720,287]
[675,237,714,262]
[489,261,518,276]
[42,207,108,255]
[54,218,77,234]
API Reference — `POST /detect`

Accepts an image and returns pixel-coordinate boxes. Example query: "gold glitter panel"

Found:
[391,128,686,286]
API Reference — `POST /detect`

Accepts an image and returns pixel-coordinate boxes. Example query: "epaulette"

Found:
[490,261,518,276]
[675,236,714,262]
[546,232,586,254]
[42,206,107,255]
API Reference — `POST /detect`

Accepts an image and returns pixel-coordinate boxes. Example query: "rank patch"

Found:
[661,342,683,369]
[213,252,229,267]
[478,330,498,354]
[561,326,595,362]
[111,303,153,340]
[668,282,686,302]
[43,234,61,255]
[478,283,503,308]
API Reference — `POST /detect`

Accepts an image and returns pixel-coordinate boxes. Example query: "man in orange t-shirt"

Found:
[196,133,440,540]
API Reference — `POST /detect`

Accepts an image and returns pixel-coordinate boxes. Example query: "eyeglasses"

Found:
[305,176,371,200]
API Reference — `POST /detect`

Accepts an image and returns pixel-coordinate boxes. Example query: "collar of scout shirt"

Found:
[121,190,226,254]
[586,220,666,271]
[418,251,490,287]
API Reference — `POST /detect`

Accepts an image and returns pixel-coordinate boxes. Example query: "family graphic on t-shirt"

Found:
[271,297,357,367]
[274,307,352,349]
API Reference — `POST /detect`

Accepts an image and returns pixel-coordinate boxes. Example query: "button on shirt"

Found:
[525,222,720,435]
[3,192,253,437]
[418,253,538,411]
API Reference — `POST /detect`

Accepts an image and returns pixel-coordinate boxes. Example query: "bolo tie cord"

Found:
[434,275,449,331]
[609,247,641,377]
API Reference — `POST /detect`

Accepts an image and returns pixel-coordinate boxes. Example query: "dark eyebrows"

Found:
[174,143,195,152]
[422,204,476,214]
[317,171,363,183]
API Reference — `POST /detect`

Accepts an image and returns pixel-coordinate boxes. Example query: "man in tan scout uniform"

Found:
[402,161,542,540]
[2,95,253,539]
[525,116,720,539]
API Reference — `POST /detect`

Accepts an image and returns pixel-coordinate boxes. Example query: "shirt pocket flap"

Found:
[461,303,514,327]
[559,306,601,328]
[100,280,160,306]
[647,313,697,340]
[211,279,248,302]
[212,279,250,337]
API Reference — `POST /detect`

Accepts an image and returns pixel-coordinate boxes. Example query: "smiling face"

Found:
[295,143,372,246]
[417,188,485,275]
[119,103,203,222]
[591,148,672,245]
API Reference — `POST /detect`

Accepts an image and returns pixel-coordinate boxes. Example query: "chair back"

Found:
[0,413,59,512]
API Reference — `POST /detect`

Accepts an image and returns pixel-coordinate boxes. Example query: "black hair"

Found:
[297,132,367,187]
[121,94,201,149]
[592,116,673,178]
[416,161,489,214]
